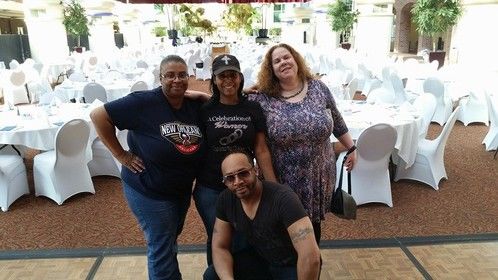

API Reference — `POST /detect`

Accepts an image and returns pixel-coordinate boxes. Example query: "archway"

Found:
[393,0,416,54]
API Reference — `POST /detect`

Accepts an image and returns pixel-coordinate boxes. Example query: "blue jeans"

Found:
[194,185,247,265]
[203,246,297,280]
[123,183,191,280]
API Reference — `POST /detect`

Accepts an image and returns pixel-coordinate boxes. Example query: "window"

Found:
[30,9,46,18]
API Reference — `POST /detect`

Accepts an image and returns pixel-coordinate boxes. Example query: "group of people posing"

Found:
[90,43,357,280]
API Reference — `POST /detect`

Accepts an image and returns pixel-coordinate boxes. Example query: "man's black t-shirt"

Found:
[216,181,308,266]
[197,99,267,191]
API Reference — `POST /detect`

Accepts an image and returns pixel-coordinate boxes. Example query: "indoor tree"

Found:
[326,0,359,48]
[178,4,216,39]
[222,4,257,36]
[62,0,90,52]
[411,0,463,51]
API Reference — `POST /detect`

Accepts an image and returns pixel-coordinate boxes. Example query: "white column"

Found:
[22,0,69,64]
[88,17,116,57]
[354,3,394,57]
[450,1,498,71]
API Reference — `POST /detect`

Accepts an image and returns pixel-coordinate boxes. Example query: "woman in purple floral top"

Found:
[248,43,357,243]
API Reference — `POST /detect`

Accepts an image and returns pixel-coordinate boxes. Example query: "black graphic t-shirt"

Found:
[105,87,204,199]
[197,99,267,191]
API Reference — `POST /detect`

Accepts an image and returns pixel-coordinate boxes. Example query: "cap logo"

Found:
[221,55,231,65]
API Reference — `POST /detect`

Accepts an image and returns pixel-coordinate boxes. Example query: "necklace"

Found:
[280,82,305,100]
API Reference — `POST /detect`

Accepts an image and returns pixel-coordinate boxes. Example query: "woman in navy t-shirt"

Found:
[90,55,204,280]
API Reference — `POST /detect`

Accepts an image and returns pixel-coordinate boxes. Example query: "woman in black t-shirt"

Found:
[194,54,277,266]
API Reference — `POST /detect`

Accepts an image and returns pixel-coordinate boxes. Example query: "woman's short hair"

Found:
[160,55,186,71]
[257,43,314,98]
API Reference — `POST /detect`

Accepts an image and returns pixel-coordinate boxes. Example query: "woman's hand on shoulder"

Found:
[185,90,211,102]
[243,84,260,95]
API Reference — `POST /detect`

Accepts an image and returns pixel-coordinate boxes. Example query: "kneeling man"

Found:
[207,150,321,280]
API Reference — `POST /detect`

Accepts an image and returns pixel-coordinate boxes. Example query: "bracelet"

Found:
[346,145,357,155]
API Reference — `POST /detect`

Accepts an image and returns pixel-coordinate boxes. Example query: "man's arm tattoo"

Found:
[290,227,314,242]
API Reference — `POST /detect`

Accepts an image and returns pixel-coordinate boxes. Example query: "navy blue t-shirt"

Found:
[105,87,204,199]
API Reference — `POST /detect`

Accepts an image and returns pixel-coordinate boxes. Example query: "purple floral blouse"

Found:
[249,79,348,222]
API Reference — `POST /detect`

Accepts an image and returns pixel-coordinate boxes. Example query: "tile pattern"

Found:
[1,242,497,279]
[408,242,498,280]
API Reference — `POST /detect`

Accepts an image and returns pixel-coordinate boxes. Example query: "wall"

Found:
[451,1,498,70]
[355,2,394,57]
[22,0,69,64]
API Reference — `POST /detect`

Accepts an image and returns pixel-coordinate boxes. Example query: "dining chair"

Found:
[336,123,398,207]
[88,130,128,178]
[0,154,30,212]
[395,106,461,190]
[457,88,489,126]
[195,56,212,81]
[82,82,107,103]
[482,93,498,153]
[424,77,452,126]
[33,119,94,205]
[130,80,149,92]
[4,69,30,105]
[411,92,437,140]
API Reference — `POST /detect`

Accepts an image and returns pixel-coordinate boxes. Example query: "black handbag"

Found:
[330,148,357,220]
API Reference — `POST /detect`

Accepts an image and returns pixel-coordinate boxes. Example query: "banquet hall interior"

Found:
[0,0,497,279]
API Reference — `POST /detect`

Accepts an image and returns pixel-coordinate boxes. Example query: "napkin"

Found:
[0,125,17,131]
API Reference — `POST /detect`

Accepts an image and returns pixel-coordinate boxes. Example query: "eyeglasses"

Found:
[222,167,253,185]
[216,71,239,80]
[160,72,189,81]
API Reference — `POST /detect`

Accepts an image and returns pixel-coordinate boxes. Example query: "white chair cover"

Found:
[82,82,107,103]
[395,107,462,190]
[0,154,30,211]
[482,93,498,151]
[33,119,94,205]
[424,77,452,126]
[336,123,398,207]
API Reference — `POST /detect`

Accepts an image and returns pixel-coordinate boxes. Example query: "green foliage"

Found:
[222,4,256,36]
[178,4,216,36]
[62,0,90,37]
[411,0,463,38]
[269,27,281,36]
[154,26,167,37]
[326,0,359,42]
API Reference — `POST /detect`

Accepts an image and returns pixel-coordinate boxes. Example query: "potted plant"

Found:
[178,4,216,40]
[62,0,90,53]
[223,4,257,36]
[411,0,463,67]
[327,0,360,50]
[154,4,178,39]
[256,4,270,38]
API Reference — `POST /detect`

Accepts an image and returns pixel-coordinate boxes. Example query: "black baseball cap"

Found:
[212,54,241,75]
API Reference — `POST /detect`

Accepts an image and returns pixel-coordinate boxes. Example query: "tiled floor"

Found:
[1,236,497,279]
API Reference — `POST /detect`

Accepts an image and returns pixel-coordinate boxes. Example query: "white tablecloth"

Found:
[53,79,134,103]
[332,100,422,168]
[0,103,96,153]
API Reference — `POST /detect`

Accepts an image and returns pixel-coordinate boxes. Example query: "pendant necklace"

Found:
[280,82,305,100]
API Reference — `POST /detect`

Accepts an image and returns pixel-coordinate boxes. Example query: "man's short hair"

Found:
[222,148,255,167]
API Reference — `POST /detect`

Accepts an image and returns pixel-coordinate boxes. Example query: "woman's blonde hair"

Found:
[256,43,314,97]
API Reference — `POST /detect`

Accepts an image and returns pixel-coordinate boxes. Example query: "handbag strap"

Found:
[338,146,356,194]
